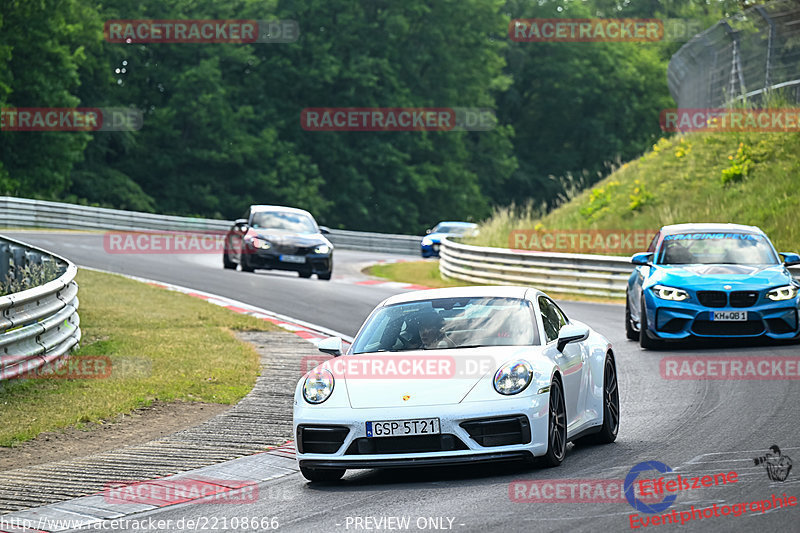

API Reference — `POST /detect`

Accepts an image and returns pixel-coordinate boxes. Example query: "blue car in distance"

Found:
[420,221,478,257]
[626,223,800,349]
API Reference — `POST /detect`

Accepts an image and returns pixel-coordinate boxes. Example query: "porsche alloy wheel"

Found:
[542,378,566,467]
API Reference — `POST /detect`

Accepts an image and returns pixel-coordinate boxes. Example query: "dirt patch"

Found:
[0,401,230,472]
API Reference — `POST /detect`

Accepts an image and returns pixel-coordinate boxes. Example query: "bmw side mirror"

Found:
[631,252,653,265]
[781,252,800,267]
[318,337,343,357]
[318,226,331,235]
[557,324,589,352]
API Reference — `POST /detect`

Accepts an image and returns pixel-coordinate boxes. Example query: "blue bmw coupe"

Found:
[626,223,800,349]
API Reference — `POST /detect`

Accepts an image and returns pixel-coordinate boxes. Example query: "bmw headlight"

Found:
[493,360,533,395]
[314,244,331,254]
[652,285,689,301]
[767,285,798,301]
[249,237,271,250]
[303,369,334,404]
[422,237,433,246]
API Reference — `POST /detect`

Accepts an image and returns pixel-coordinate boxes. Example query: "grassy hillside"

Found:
[467,129,800,252]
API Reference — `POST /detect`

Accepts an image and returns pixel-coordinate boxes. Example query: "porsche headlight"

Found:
[767,285,798,301]
[303,369,334,404]
[422,237,433,246]
[314,244,331,254]
[249,237,271,250]
[652,285,689,301]
[493,360,533,396]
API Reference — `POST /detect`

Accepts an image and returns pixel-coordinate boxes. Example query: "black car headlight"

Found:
[314,244,331,254]
[248,237,271,250]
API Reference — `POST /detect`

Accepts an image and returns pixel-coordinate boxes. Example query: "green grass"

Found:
[0,269,278,447]
[367,261,468,288]
[466,129,800,252]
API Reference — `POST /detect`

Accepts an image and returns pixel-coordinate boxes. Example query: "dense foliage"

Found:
[0,0,746,232]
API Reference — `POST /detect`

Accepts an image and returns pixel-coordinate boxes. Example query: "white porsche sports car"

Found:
[293,286,619,482]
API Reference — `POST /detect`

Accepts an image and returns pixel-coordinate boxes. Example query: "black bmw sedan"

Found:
[223,205,333,280]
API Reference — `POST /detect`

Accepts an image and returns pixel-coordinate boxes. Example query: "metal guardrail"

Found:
[439,238,800,298]
[439,238,632,298]
[668,0,800,108]
[0,235,81,383]
[0,196,421,255]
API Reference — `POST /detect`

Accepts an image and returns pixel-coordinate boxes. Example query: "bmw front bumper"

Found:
[643,291,800,341]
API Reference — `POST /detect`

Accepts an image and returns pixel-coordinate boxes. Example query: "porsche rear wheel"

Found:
[300,466,345,482]
[542,377,567,467]
[577,355,619,445]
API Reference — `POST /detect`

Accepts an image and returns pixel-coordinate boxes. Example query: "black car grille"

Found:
[460,415,531,447]
[730,291,759,308]
[697,291,727,308]
[297,425,349,454]
[272,244,313,255]
[345,434,468,455]
[692,320,765,336]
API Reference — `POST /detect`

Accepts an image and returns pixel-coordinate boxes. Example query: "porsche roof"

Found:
[381,285,534,306]
[660,223,764,235]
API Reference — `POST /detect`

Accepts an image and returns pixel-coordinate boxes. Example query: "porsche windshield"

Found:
[351,297,538,353]
[251,211,317,234]
[656,233,779,265]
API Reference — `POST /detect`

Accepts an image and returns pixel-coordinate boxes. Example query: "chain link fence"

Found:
[668,0,800,108]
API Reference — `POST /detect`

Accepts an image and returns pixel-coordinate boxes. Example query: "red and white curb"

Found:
[79,267,353,346]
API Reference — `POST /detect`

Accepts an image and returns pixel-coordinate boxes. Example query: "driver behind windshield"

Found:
[409,311,455,349]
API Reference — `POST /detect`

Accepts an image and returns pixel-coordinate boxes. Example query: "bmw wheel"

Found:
[625,295,639,341]
[639,298,662,350]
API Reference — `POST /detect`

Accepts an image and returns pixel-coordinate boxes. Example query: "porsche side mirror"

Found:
[234,218,248,230]
[631,252,653,265]
[319,226,331,235]
[426,229,432,234]
[557,324,590,352]
[318,337,343,357]
[780,252,800,267]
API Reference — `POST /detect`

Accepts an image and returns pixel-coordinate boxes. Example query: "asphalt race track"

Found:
[7,231,800,533]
